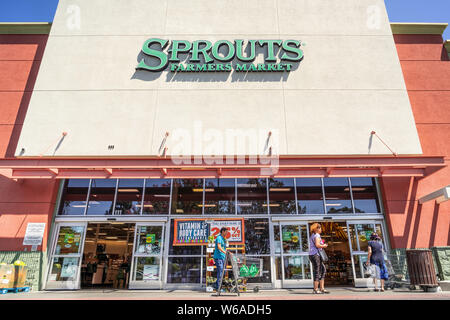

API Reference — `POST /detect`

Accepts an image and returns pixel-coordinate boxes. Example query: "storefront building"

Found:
[0,0,449,291]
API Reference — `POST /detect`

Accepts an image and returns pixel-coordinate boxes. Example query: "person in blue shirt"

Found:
[213,227,229,291]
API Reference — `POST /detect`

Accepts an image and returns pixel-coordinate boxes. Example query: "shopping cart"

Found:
[384,253,410,290]
[217,251,263,296]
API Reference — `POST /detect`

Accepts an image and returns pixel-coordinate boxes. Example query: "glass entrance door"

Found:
[278,222,313,288]
[45,223,87,290]
[346,221,386,287]
[129,223,165,289]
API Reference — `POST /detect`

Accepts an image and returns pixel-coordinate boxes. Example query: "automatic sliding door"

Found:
[129,223,165,289]
[346,221,386,287]
[279,222,313,288]
[45,223,87,290]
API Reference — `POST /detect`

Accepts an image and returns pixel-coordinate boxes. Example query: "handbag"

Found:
[318,249,328,262]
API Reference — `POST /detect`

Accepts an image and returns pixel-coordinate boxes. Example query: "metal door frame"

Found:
[346,220,387,287]
[278,221,313,288]
[44,222,88,290]
[129,222,165,289]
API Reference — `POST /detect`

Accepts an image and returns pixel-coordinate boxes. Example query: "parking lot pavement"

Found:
[1,287,450,300]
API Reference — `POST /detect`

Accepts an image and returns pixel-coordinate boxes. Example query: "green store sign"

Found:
[136,39,304,73]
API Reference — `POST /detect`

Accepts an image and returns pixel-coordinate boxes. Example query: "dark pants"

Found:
[214,258,225,289]
[309,254,326,281]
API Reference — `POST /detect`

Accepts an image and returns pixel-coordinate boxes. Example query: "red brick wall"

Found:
[382,34,450,249]
[0,34,58,251]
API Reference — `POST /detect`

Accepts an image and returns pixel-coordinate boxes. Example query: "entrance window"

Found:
[143,179,171,215]
[167,257,201,284]
[283,256,312,280]
[350,178,380,213]
[114,179,144,215]
[296,178,325,214]
[133,257,161,281]
[59,179,90,215]
[245,219,270,255]
[168,222,202,255]
[86,179,117,215]
[171,179,203,215]
[237,178,267,214]
[47,225,85,288]
[268,178,296,214]
[204,178,235,214]
[323,178,353,214]
[281,224,308,254]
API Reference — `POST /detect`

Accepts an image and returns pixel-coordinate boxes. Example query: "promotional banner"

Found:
[209,219,245,245]
[173,219,209,246]
[173,218,245,246]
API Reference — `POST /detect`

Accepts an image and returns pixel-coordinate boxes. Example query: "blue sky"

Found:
[0,0,449,39]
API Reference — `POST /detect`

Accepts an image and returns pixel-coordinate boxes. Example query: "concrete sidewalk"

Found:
[1,287,450,300]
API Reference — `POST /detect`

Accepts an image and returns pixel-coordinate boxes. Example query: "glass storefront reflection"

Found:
[268,178,296,214]
[296,178,325,214]
[283,256,312,280]
[351,178,380,213]
[58,177,382,216]
[59,179,90,215]
[143,179,171,214]
[167,257,201,283]
[237,178,267,214]
[245,219,270,255]
[323,178,353,214]
[204,178,235,214]
[114,179,144,215]
[171,179,203,214]
[86,179,116,215]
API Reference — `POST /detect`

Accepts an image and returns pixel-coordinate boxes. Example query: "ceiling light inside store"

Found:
[118,189,139,192]
[263,204,280,207]
[176,209,184,213]
[72,205,86,208]
[270,188,292,192]
[238,203,252,207]
[105,237,118,240]
[97,233,107,235]
[198,204,216,207]
[344,187,367,191]
[254,227,266,230]
[326,204,342,206]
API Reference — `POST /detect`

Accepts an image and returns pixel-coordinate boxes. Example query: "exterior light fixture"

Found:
[419,185,450,204]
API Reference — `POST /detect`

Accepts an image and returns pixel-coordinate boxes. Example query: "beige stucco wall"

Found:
[16,0,423,157]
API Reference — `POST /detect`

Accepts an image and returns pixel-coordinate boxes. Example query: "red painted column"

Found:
[382,34,450,249]
[0,34,58,252]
